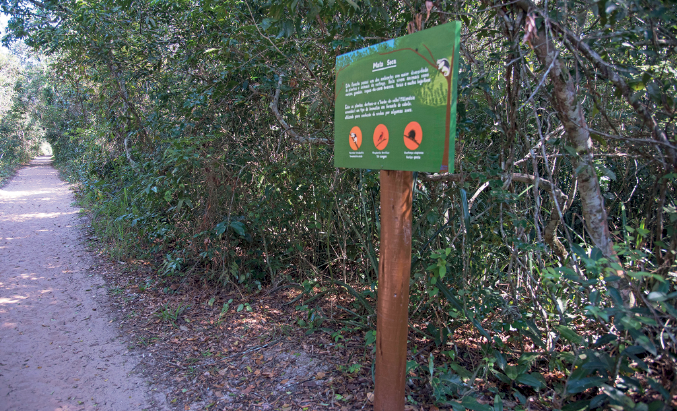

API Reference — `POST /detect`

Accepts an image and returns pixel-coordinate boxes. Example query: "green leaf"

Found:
[563,144,579,157]
[594,334,617,347]
[460,188,470,229]
[586,305,610,322]
[632,333,657,356]
[561,400,591,411]
[555,325,585,345]
[490,368,512,384]
[566,376,606,394]
[571,243,587,258]
[344,0,360,9]
[230,221,246,236]
[472,318,490,339]
[628,271,666,283]
[601,384,636,408]
[518,325,545,349]
[648,400,664,411]
[607,287,625,305]
[428,353,434,377]
[647,291,668,302]
[648,378,671,401]
[504,365,520,381]
[449,362,474,381]
[591,103,599,118]
[365,330,376,346]
[333,280,375,315]
[515,373,546,390]
[215,221,226,236]
[590,394,609,409]
[494,394,503,411]
[590,133,607,146]
[494,349,506,370]
[450,403,465,411]
[460,396,492,411]
[517,352,540,366]
[260,17,276,30]
[437,282,464,311]
[513,389,527,405]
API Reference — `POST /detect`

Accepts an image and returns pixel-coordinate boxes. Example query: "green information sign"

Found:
[334,22,461,173]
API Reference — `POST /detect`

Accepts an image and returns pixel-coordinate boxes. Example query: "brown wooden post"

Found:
[374,169,414,411]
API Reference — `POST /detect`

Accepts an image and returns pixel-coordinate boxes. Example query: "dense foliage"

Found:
[3,0,676,409]
[0,47,47,182]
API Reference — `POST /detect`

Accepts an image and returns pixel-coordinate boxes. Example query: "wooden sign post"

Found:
[375,169,413,410]
[333,22,460,410]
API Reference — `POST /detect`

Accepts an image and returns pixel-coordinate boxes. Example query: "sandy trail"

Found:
[0,157,166,411]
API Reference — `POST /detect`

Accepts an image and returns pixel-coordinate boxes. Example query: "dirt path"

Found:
[0,157,167,411]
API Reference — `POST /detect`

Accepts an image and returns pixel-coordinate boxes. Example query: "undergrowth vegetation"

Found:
[2,0,676,409]
[0,48,46,183]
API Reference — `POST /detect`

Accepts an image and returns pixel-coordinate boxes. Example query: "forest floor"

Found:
[95,259,380,411]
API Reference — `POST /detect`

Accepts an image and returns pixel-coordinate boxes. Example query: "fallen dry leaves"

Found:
[96,259,384,410]
[92,257,566,410]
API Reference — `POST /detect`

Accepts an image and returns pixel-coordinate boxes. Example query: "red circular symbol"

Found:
[373,124,389,150]
[403,121,422,150]
[349,126,362,150]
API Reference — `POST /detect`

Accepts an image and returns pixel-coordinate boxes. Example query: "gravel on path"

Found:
[0,156,167,411]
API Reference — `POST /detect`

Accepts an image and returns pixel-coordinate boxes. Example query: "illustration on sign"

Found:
[374,124,389,150]
[349,126,362,151]
[334,22,461,173]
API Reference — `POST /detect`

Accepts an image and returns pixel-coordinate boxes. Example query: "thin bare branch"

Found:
[517,50,559,111]
[420,172,567,202]
[583,127,677,151]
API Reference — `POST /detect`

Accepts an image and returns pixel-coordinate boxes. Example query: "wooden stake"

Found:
[374,170,413,411]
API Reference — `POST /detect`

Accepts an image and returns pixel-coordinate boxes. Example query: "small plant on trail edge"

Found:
[155,303,189,325]
[216,299,233,325]
[295,304,324,333]
[137,277,152,293]
[338,363,362,375]
[236,302,252,312]
[136,336,159,347]
[160,252,184,276]
[364,330,376,347]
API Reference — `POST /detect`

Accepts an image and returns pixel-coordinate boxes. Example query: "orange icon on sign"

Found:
[373,124,389,150]
[403,121,422,150]
[349,126,362,150]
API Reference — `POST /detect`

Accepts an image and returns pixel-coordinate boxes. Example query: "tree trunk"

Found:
[515,1,635,303]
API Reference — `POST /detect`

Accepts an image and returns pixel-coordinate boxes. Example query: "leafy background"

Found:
[0,0,675,409]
